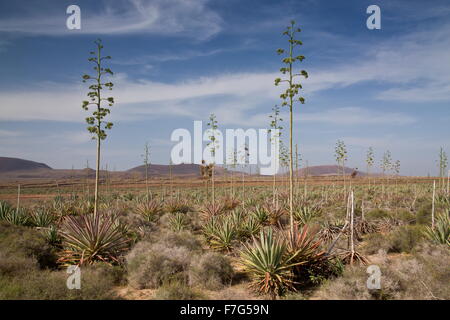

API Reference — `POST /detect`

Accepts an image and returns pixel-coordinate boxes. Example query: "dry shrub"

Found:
[126,241,192,289]
[118,211,156,239]
[189,252,234,290]
[214,287,257,300]
[153,280,205,300]
[314,244,450,300]
[126,230,201,289]
[157,230,203,252]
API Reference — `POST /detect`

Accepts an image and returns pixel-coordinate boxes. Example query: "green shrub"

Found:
[416,203,432,225]
[0,222,58,269]
[361,233,390,255]
[366,209,390,220]
[189,252,234,290]
[395,209,416,224]
[388,225,426,253]
[0,264,120,300]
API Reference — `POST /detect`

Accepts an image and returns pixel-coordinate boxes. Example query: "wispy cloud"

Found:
[0,0,222,40]
[298,107,416,125]
[112,49,226,66]
[0,129,23,138]
[1,20,448,125]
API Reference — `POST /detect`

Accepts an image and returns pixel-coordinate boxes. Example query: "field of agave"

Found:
[0,178,449,300]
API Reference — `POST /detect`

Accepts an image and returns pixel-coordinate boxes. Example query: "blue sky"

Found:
[0,0,449,175]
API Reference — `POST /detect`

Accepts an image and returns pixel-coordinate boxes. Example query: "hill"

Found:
[295,165,367,177]
[0,157,52,173]
[127,163,226,177]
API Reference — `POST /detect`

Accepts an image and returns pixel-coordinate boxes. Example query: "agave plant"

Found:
[263,202,285,225]
[229,209,245,227]
[339,249,369,265]
[202,216,219,240]
[251,205,269,225]
[43,225,62,246]
[318,220,341,243]
[375,217,401,233]
[240,216,261,239]
[222,197,240,211]
[165,198,191,213]
[135,199,162,222]
[199,202,224,220]
[280,224,332,285]
[239,228,299,299]
[1,208,30,226]
[436,195,450,208]
[58,212,130,266]
[281,224,325,264]
[0,201,13,221]
[30,208,56,227]
[293,205,318,226]
[424,212,450,245]
[354,217,376,237]
[208,218,237,251]
[168,212,188,232]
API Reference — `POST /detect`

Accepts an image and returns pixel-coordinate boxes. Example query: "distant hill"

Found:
[0,157,52,173]
[295,165,367,177]
[127,163,226,177]
[0,157,231,180]
[0,157,371,181]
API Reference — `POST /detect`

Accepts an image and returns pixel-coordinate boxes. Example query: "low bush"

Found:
[387,225,426,253]
[0,221,58,269]
[361,232,390,255]
[394,209,416,224]
[365,209,390,220]
[157,230,203,252]
[0,264,121,300]
[189,252,234,290]
[126,240,193,289]
[153,280,204,300]
[314,244,450,300]
[416,203,432,225]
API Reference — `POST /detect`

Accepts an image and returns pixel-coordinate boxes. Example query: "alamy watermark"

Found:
[66,265,81,290]
[366,265,381,290]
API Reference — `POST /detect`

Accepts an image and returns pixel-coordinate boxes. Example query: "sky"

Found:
[0,0,449,176]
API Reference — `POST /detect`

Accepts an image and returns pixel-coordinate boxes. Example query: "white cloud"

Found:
[0,0,222,40]
[112,49,226,65]
[1,22,449,125]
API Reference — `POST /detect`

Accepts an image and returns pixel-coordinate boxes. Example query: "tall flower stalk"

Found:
[275,20,308,234]
[207,114,219,204]
[82,39,114,217]
[269,105,283,204]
